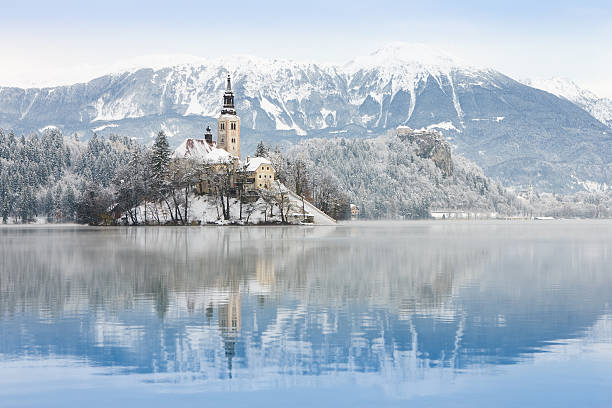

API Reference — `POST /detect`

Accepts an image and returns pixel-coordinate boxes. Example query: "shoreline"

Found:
[2,218,611,229]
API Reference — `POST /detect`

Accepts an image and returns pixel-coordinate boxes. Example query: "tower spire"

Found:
[218,72,240,158]
[222,74,236,115]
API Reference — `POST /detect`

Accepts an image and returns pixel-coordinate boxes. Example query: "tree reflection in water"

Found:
[0,222,611,388]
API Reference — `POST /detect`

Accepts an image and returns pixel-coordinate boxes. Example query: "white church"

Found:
[173,75,275,191]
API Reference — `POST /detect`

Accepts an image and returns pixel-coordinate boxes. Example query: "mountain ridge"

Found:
[0,43,610,193]
[521,77,612,128]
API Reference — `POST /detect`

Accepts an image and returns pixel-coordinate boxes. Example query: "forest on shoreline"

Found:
[1,128,611,225]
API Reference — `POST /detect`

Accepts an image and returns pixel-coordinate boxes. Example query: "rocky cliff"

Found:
[396,127,453,177]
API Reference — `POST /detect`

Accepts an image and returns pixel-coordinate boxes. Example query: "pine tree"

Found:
[53,185,63,218]
[18,186,37,223]
[255,141,268,158]
[62,186,76,221]
[0,129,8,159]
[0,167,10,223]
[151,130,171,183]
[42,189,54,218]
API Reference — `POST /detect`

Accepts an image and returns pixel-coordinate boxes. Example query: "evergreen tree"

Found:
[0,167,10,223]
[255,141,268,157]
[149,130,173,218]
[62,186,76,221]
[53,185,63,218]
[151,130,171,184]
[18,186,37,222]
[42,189,54,217]
[0,129,9,159]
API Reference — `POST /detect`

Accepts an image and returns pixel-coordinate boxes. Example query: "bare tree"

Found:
[292,157,308,197]
[207,160,236,221]
[259,188,276,223]
[273,182,295,224]
[244,200,258,223]
[177,158,201,224]
[166,161,185,224]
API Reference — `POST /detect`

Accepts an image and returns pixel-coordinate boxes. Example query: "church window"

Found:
[220,123,225,130]
[258,175,261,178]
[231,122,236,130]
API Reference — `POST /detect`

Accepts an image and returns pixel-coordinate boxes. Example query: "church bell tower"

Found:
[217,74,240,158]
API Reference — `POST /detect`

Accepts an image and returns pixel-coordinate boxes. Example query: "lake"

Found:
[1,221,611,407]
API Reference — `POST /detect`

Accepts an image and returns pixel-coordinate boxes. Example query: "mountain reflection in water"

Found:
[0,221,611,406]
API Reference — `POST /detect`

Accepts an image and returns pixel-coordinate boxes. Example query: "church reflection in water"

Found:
[1,223,611,388]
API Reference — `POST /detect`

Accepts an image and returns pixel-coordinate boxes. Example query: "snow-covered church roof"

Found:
[173,138,233,163]
[244,157,272,172]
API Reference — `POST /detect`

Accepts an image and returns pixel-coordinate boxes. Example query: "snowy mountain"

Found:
[521,77,612,128]
[0,43,611,193]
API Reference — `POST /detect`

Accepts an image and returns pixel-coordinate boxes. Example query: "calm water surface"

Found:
[0,221,611,407]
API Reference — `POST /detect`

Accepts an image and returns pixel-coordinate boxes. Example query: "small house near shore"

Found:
[243,157,275,190]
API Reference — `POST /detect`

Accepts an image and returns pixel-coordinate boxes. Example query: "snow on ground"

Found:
[125,196,272,225]
[0,216,81,226]
[122,189,335,226]
[287,191,336,225]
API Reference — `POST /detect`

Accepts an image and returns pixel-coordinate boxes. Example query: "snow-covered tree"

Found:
[255,141,268,158]
[151,131,171,184]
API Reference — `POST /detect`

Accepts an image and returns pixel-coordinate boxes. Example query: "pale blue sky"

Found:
[1,0,611,96]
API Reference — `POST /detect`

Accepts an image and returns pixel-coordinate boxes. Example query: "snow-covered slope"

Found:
[521,77,612,127]
[1,43,611,193]
[0,43,490,138]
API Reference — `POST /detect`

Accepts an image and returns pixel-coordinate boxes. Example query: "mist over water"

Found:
[1,221,611,407]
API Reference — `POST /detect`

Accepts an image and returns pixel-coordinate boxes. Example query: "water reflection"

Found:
[0,222,611,398]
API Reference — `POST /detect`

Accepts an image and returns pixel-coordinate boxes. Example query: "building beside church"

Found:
[173,74,275,195]
[243,157,275,190]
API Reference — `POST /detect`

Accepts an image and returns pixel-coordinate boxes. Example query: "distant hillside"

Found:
[1,43,611,193]
[282,132,525,219]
